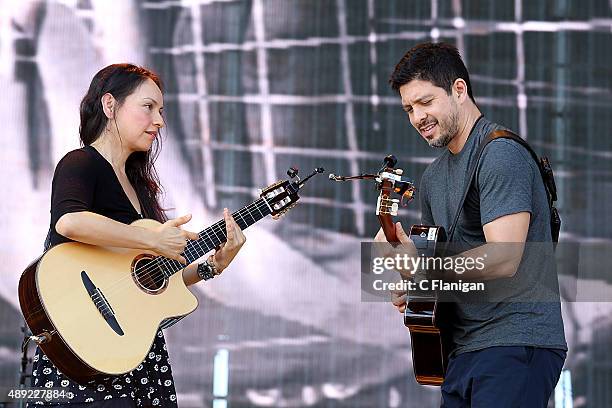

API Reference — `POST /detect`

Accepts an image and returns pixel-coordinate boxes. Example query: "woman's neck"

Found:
[90,133,132,174]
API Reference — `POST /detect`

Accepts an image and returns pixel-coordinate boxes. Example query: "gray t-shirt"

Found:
[419,116,567,356]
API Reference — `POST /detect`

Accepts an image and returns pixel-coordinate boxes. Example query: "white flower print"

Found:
[30,332,176,406]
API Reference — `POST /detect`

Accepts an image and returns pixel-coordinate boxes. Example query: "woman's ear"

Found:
[101,93,116,119]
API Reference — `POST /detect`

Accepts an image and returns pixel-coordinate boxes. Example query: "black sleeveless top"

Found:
[29,146,177,407]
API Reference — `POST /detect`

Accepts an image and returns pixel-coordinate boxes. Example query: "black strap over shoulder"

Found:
[448,129,560,243]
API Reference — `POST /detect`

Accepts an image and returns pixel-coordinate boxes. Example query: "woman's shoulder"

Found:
[54,146,102,176]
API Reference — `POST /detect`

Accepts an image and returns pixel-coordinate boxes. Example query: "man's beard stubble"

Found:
[429,108,460,149]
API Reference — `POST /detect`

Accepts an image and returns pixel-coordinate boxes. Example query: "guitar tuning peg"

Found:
[287,167,299,178]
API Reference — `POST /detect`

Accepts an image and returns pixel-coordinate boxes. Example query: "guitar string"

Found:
[88,199,271,308]
[139,199,269,284]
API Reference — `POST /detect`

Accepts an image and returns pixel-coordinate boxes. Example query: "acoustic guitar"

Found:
[373,159,450,386]
[19,168,322,384]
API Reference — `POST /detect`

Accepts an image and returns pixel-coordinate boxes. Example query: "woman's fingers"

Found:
[186,230,200,241]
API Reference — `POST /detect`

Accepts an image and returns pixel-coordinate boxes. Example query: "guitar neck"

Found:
[161,198,272,275]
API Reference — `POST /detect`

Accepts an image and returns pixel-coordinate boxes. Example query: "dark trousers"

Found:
[441,346,566,408]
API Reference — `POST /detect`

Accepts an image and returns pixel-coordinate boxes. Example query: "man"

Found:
[378,42,567,407]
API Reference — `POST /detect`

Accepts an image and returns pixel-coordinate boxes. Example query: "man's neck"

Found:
[447,105,482,155]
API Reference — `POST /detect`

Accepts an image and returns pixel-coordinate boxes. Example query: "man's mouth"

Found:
[420,122,437,138]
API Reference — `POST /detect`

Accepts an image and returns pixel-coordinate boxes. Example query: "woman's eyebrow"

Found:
[143,97,163,109]
[143,97,159,105]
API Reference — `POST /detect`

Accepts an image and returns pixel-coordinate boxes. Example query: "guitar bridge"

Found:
[81,271,124,336]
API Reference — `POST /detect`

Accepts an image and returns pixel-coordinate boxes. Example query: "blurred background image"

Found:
[1,0,611,407]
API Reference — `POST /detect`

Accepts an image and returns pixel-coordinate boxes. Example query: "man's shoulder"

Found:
[473,118,535,168]
[481,136,536,172]
[473,117,504,144]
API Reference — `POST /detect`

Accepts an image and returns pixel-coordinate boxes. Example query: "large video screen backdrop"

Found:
[1,0,611,406]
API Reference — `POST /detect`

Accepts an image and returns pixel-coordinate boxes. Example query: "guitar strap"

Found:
[447,129,561,243]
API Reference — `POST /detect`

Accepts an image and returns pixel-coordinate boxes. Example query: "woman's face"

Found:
[114,78,165,152]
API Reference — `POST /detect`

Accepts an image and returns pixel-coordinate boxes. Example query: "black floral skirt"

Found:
[27,330,177,407]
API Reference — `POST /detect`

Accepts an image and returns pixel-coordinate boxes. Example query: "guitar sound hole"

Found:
[132,255,168,294]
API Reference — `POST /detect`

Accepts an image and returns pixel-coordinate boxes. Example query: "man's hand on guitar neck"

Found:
[374,221,411,245]
[373,221,417,276]
[374,221,416,314]
[390,290,407,314]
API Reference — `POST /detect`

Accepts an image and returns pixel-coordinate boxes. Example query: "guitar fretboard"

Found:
[158,198,272,276]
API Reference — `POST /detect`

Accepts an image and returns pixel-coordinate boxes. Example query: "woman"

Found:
[28,63,246,407]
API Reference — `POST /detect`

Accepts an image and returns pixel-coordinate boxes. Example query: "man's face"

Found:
[399,79,459,148]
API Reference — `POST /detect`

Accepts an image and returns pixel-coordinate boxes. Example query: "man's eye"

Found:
[145,104,152,109]
[423,100,432,105]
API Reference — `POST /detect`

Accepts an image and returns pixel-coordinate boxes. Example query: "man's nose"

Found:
[413,108,427,125]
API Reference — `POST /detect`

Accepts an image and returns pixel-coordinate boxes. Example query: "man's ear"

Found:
[452,78,469,103]
[101,93,116,119]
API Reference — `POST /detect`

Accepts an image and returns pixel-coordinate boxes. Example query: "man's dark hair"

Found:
[389,42,475,103]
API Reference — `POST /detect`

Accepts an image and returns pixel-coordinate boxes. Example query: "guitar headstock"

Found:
[260,180,299,219]
[260,167,324,219]
[327,156,415,243]
[375,160,416,243]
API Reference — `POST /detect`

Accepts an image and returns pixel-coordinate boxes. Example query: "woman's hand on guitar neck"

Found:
[151,214,200,264]
[210,208,246,273]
